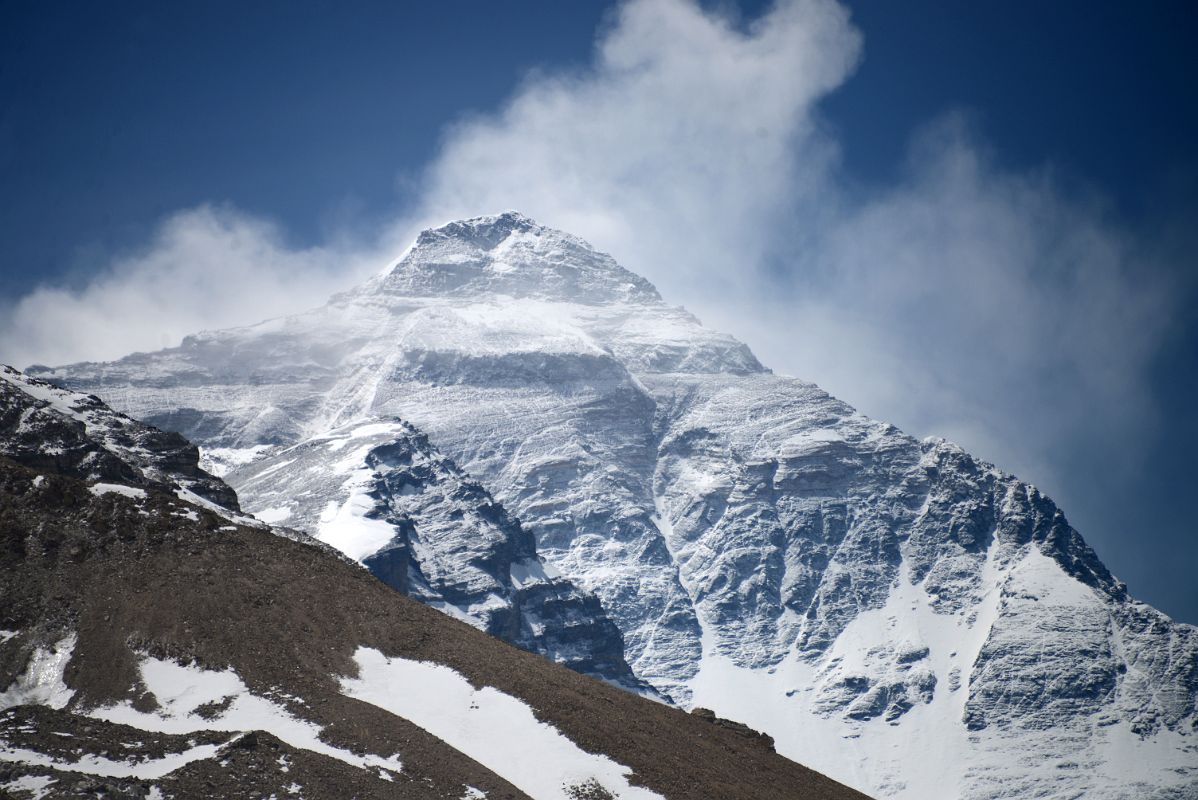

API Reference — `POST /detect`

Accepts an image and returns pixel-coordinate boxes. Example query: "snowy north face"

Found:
[34,212,1198,799]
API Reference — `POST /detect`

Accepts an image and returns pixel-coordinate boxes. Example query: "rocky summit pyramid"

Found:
[32,212,1198,799]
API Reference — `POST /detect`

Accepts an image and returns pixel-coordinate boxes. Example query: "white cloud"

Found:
[744,118,1172,492]
[407,0,861,302]
[0,205,384,367]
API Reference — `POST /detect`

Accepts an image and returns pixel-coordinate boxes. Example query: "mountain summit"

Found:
[374,211,663,305]
[33,213,1198,800]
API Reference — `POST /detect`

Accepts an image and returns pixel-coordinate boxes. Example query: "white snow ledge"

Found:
[340,647,664,800]
[88,483,147,499]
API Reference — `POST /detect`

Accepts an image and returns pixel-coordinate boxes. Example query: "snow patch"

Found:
[1,773,56,799]
[509,558,558,588]
[341,647,663,800]
[315,475,395,561]
[89,483,147,499]
[256,506,293,524]
[0,634,76,711]
[349,422,407,441]
[91,657,403,775]
[0,741,221,779]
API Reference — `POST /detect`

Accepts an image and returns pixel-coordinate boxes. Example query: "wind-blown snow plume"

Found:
[748,120,1172,491]
[405,1,1172,496]
[409,0,861,297]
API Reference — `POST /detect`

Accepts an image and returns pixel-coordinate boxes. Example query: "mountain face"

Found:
[33,212,1198,800]
[0,366,861,800]
[225,417,642,691]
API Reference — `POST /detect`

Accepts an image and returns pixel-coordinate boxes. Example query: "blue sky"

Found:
[1,0,1195,621]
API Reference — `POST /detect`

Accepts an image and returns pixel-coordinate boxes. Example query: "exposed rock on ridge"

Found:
[229,416,644,691]
[1,364,237,510]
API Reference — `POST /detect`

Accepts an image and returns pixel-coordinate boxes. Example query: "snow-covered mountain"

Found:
[1,365,857,800]
[34,212,1198,799]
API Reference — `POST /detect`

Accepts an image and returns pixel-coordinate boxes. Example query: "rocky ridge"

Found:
[0,365,236,511]
[228,417,642,690]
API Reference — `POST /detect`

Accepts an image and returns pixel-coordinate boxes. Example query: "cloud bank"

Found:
[0,0,1181,592]
[1,206,386,367]
[753,119,1171,489]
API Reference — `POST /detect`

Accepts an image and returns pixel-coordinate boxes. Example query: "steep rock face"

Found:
[0,365,237,511]
[227,417,642,690]
[34,212,1198,800]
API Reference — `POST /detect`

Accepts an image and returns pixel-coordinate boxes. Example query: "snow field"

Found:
[92,657,404,776]
[341,646,664,800]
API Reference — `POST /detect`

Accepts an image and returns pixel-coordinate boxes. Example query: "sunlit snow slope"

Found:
[35,212,1198,800]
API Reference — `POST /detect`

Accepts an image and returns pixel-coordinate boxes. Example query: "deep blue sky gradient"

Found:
[1,0,1195,619]
[0,1,613,294]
